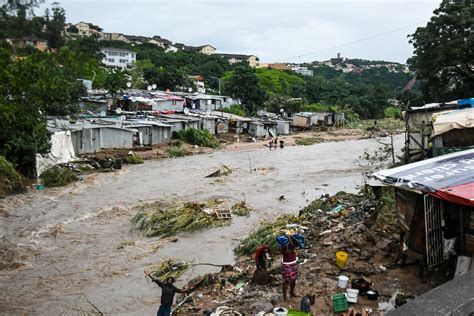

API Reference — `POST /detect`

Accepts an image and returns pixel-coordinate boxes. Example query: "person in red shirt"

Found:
[280,236,298,301]
[255,244,272,270]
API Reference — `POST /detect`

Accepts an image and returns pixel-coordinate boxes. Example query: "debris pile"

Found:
[172,190,439,315]
[132,199,254,237]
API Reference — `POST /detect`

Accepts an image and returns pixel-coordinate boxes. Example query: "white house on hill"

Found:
[101,47,136,69]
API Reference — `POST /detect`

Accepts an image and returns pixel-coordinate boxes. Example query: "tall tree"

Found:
[408,0,474,101]
[0,48,50,175]
[223,65,266,114]
[44,4,65,49]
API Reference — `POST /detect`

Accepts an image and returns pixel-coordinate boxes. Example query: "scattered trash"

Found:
[331,293,348,313]
[338,275,349,288]
[336,251,349,269]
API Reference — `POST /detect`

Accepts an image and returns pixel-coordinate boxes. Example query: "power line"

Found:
[273,20,427,62]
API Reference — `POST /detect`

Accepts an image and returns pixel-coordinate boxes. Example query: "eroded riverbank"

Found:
[0,135,403,315]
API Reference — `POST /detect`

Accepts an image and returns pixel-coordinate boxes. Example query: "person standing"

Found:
[280,236,299,301]
[145,271,189,316]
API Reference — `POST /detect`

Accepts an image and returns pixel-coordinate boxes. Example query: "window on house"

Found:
[107,58,115,62]
[119,59,128,63]
[172,100,177,105]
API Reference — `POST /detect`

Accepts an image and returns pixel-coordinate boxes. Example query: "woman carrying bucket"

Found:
[277,235,302,301]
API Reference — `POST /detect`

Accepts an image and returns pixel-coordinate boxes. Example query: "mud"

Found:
[0,135,403,315]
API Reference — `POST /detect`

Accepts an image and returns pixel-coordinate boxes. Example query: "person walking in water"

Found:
[279,139,285,149]
[268,139,273,150]
[145,271,190,316]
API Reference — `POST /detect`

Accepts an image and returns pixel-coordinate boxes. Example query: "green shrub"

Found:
[40,166,78,187]
[222,104,247,117]
[0,156,24,197]
[166,147,190,158]
[123,154,144,164]
[176,128,219,148]
[384,106,401,119]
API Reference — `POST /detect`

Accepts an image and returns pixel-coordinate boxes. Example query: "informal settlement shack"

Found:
[371,150,474,276]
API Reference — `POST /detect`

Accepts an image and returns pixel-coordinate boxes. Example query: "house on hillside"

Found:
[101,32,130,43]
[177,44,216,55]
[291,66,313,76]
[216,53,259,67]
[73,21,103,37]
[7,36,48,52]
[101,47,136,69]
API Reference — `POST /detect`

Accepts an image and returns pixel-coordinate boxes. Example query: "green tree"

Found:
[104,68,127,104]
[222,65,266,114]
[408,0,474,100]
[0,48,50,175]
[44,4,65,49]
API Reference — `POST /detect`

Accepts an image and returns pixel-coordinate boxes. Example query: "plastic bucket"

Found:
[273,307,288,316]
[338,275,349,288]
[336,251,348,268]
[346,288,359,303]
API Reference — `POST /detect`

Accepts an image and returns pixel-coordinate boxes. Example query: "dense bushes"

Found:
[40,166,78,187]
[0,156,24,198]
[176,128,219,148]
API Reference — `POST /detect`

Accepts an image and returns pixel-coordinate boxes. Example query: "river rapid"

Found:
[0,135,403,315]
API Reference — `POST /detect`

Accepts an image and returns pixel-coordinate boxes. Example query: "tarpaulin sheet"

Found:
[36,131,77,177]
[371,149,474,206]
[432,108,474,137]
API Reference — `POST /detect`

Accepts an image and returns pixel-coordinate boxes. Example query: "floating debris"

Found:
[231,201,252,217]
[206,164,233,178]
[147,259,190,281]
[132,200,231,237]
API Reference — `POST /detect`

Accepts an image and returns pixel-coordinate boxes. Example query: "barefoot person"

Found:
[145,271,189,316]
[279,236,299,301]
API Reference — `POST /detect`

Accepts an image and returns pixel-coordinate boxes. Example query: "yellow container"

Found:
[336,251,348,269]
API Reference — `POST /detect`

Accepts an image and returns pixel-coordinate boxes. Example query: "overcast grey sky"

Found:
[43,0,441,63]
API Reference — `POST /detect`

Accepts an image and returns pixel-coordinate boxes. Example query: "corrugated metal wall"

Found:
[100,128,134,149]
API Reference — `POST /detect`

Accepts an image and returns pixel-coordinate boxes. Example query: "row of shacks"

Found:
[43,111,292,158]
[369,98,474,280]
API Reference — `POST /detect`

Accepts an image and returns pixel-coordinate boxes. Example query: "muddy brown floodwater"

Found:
[0,135,403,315]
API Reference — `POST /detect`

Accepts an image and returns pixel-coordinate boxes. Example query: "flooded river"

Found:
[0,135,402,315]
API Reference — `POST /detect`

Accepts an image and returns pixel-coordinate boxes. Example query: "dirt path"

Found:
[0,135,403,315]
